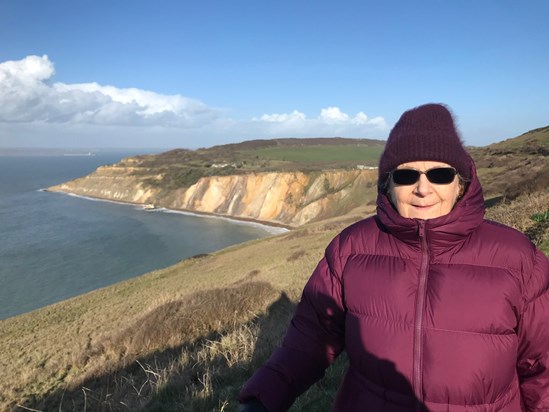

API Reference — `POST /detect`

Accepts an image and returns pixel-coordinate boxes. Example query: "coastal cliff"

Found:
[48,162,379,227]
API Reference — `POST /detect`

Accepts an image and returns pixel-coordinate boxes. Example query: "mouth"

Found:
[412,204,434,209]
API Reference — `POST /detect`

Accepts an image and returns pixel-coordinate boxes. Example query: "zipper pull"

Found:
[418,221,425,238]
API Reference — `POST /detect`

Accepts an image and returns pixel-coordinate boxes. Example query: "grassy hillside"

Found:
[1,130,548,411]
[470,125,549,199]
[482,125,549,154]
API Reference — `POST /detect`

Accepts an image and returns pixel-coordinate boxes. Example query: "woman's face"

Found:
[388,161,462,220]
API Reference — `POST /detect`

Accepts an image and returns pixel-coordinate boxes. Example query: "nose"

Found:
[415,174,432,196]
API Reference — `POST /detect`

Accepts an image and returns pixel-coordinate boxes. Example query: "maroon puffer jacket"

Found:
[240,166,549,411]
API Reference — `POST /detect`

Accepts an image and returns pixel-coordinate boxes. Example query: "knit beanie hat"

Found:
[378,103,471,182]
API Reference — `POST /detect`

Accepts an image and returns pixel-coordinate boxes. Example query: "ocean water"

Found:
[0,152,280,320]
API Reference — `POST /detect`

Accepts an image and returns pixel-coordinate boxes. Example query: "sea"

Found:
[0,150,283,320]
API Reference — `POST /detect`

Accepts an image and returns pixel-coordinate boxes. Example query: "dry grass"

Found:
[16,282,282,412]
[1,191,547,411]
[96,282,276,358]
[287,250,308,262]
[485,189,549,252]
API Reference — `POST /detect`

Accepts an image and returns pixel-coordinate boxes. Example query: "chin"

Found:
[415,211,450,220]
[404,207,450,220]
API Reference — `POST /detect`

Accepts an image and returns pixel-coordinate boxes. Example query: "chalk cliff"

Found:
[48,163,379,227]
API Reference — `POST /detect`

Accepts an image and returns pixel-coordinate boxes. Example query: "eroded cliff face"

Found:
[48,164,379,227]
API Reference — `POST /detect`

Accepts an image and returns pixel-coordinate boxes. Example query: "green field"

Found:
[244,144,384,165]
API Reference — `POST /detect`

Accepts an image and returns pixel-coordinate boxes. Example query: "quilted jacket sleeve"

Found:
[517,248,549,411]
[239,235,347,412]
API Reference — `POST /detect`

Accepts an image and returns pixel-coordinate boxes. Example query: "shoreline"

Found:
[43,188,291,234]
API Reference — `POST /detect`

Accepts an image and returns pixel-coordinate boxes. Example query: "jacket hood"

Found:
[376,161,485,249]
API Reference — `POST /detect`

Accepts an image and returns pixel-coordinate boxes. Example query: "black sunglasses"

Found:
[391,167,457,185]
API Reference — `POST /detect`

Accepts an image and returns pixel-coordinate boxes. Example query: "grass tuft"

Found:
[486,190,549,253]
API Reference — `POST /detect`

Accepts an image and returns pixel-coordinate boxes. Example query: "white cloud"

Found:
[352,112,368,125]
[255,110,306,123]
[0,55,389,148]
[0,55,220,127]
[368,116,388,127]
[253,106,388,138]
[0,54,54,84]
[320,107,350,123]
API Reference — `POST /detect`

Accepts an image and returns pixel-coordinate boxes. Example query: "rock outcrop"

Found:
[48,163,379,227]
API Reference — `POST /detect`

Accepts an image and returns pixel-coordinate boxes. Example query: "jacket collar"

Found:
[376,163,485,249]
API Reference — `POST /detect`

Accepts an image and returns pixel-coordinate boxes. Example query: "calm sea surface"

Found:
[0,152,280,320]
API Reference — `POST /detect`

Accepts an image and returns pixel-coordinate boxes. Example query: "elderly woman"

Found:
[239,104,549,411]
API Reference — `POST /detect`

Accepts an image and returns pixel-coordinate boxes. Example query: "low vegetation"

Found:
[485,190,549,254]
[1,130,548,411]
[471,125,549,199]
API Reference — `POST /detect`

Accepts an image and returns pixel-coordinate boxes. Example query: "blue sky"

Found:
[0,0,548,149]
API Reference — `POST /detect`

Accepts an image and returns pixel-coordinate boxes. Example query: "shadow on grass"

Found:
[143,291,297,412]
[15,284,294,412]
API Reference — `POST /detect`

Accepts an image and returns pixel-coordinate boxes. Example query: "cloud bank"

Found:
[0,55,218,127]
[0,55,388,148]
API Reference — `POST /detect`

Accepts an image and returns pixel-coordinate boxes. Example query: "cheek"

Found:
[388,187,402,205]
[389,188,411,213]
[441,184,460,205]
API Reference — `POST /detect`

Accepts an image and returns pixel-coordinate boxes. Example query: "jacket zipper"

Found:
[413,221,429,410]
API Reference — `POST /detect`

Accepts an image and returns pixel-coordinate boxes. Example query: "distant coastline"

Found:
[0,148,164,157]
[63,152,95,157]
